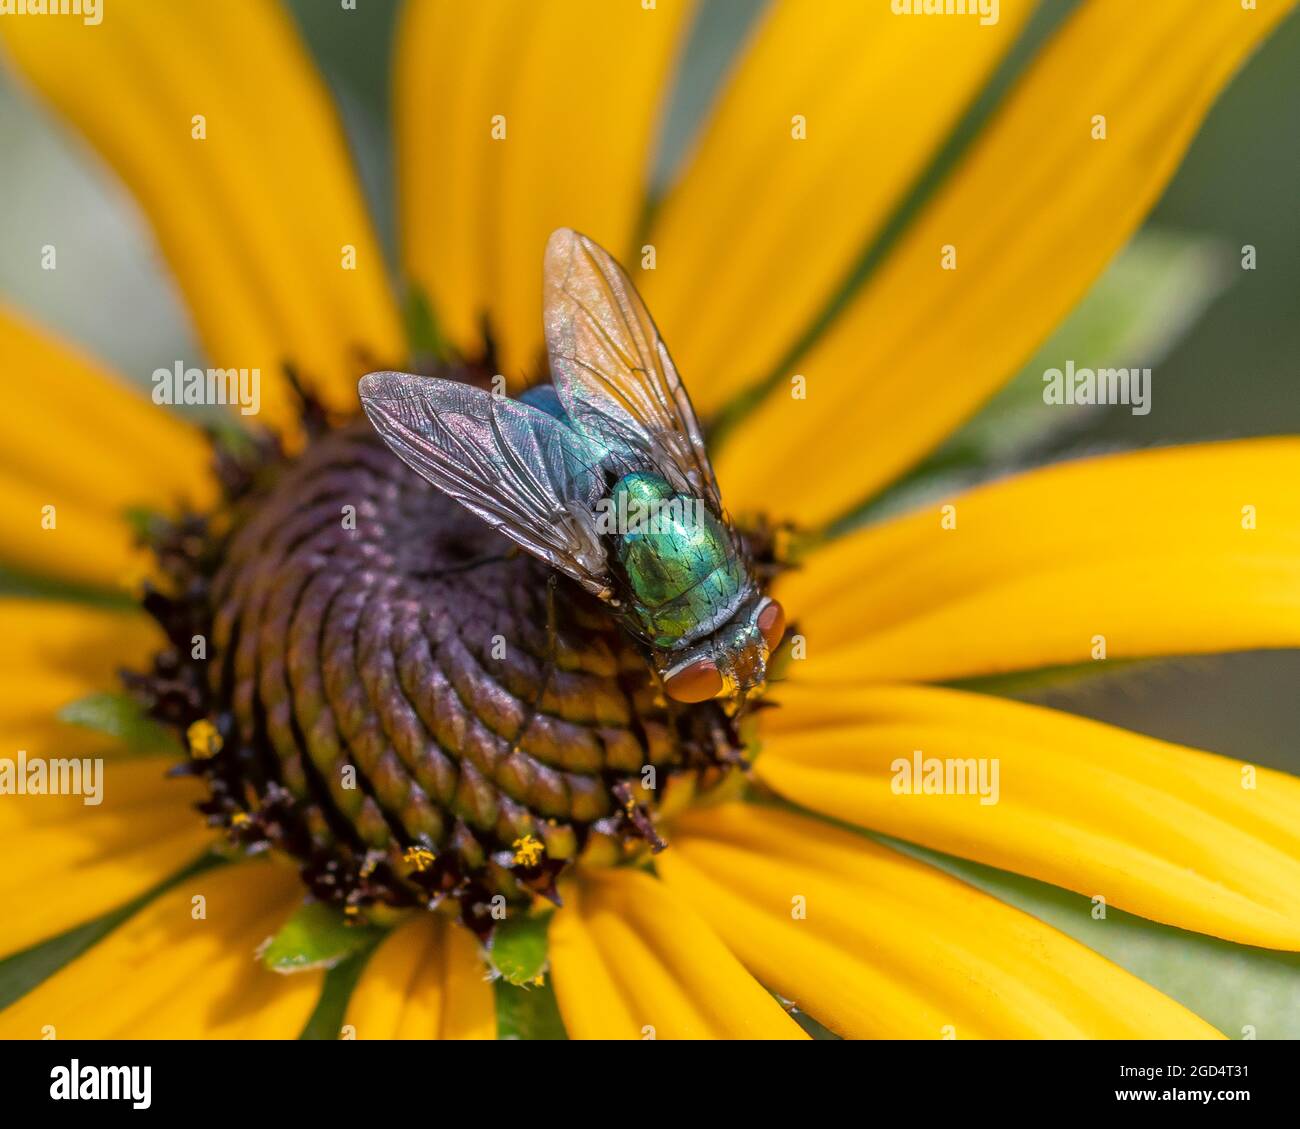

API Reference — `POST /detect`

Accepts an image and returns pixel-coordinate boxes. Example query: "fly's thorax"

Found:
[603,471,748,649]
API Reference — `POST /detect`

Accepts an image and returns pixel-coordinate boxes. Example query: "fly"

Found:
[359,228,786,704]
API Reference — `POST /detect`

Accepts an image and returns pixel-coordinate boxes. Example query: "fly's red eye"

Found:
[757,600,786,654]
[664,659,724,703]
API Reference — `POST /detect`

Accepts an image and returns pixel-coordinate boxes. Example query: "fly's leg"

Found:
[508,572,558,756]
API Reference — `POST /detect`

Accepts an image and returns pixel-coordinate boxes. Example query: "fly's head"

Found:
[659,595,787,706]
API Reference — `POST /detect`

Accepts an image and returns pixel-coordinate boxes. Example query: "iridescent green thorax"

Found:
[607,472,748,649]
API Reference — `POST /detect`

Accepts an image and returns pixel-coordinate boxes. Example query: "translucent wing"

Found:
[542,228,722,509]
[359,371,613,596]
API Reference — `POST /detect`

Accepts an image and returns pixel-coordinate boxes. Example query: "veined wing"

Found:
[542,228,722,510]
[359,371,613,596]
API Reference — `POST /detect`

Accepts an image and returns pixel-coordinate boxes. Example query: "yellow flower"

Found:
[2,0,1299,1042]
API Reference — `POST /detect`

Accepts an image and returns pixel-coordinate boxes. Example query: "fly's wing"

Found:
[542,228,722,510]
[359,371,613,596]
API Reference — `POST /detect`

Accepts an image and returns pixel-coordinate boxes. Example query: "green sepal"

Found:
[486,910,551,987]
[261,902,381,975]
[57,691,179,755]
[494,978,568,1040]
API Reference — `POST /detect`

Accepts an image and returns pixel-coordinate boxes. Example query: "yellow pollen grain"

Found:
[512,834,544,867]
[403,845,436,873]
[187,718,222,759]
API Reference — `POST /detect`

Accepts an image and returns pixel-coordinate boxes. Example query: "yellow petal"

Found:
[642,0,1032,415]
[0,598,161,688]
[717,0,1296,527]
[659,803,1220,1039]
[396,0,693,378]
[1,307,214,512]
[777,439,1300,682]
[344,914,495,1040]
[0,0,403,431]
[0,598,171,763]
[0,757,212,960]
[0,609,204,961]
[0,860,318,1038]
[0,468,142,591]
[758,683,1300,951]
[549,867,806,1040]
[0,310,215,587]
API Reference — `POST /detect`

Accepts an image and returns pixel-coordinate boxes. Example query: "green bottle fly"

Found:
[360,228,787,705]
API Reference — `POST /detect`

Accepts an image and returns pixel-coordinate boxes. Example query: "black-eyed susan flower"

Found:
[1,0,1298,1041]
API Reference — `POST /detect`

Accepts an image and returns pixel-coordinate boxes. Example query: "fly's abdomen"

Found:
[607,472,746,648]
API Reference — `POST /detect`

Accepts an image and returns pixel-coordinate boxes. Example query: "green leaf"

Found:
[494,978,568,1040]
[487,910,551,987]
[57,691,178,754]
[261,902,381,975]
[836,227,1232,532]
[887,838,1300,1040]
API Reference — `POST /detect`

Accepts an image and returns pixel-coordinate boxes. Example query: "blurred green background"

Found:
[1,0,1297,1036]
